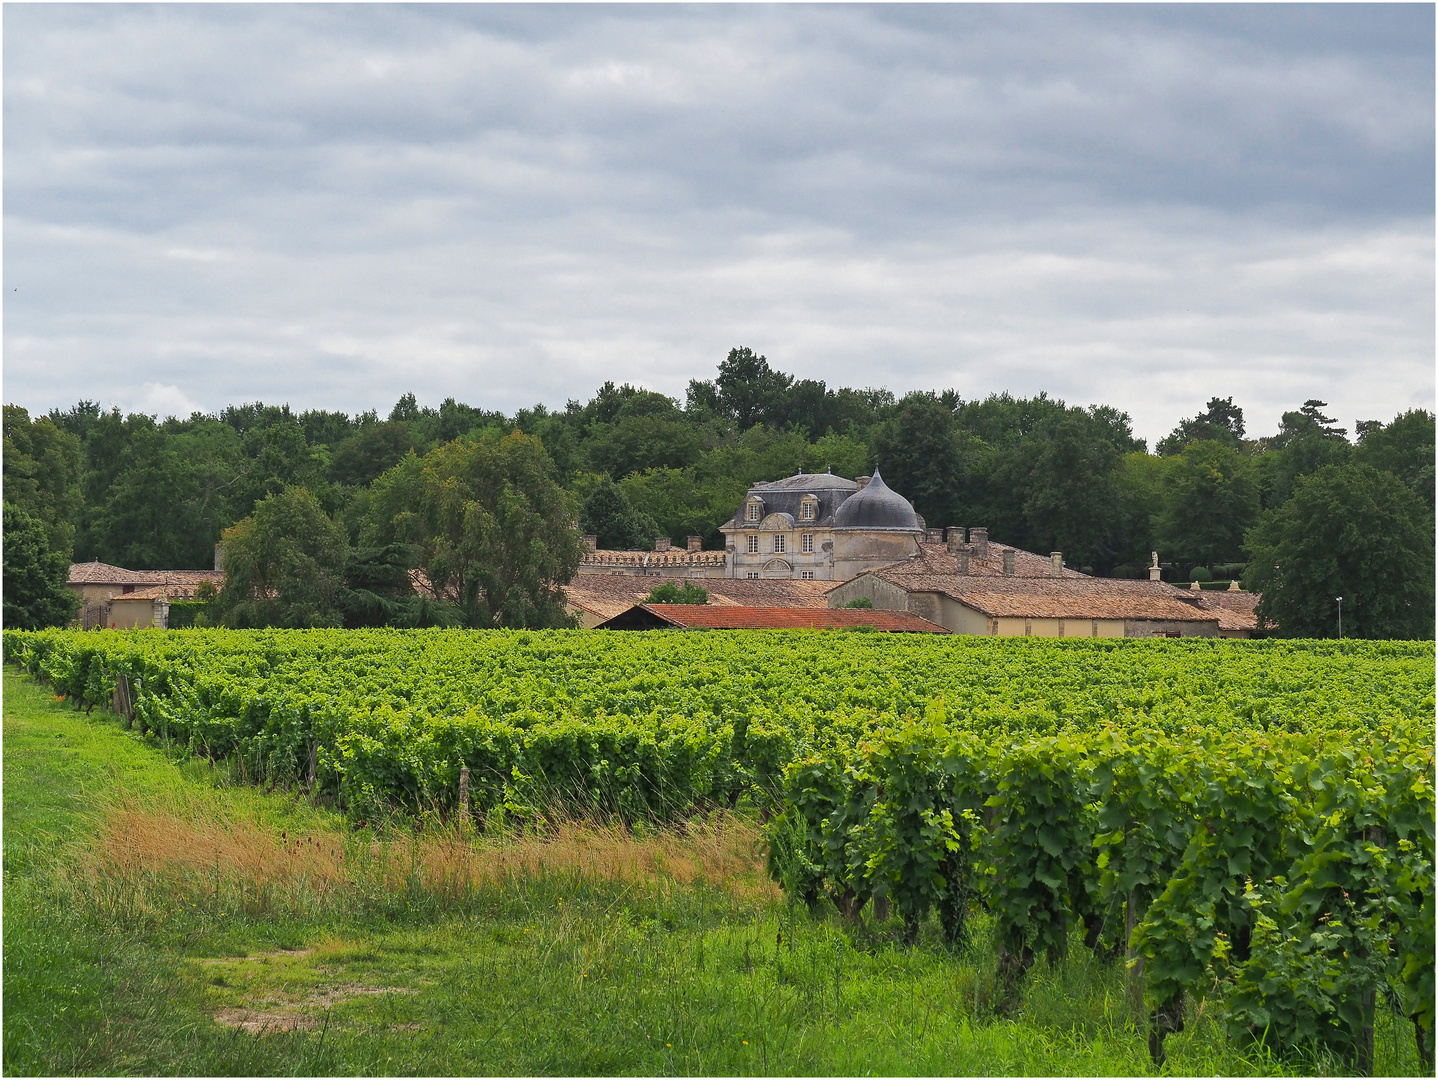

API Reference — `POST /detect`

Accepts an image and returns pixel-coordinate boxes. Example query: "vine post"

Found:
[458,765,471,836]
[1125,892,1144,1018]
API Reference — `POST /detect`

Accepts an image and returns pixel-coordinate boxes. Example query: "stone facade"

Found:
[718,470,925,581]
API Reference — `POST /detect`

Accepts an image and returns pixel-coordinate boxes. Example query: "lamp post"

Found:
[1336,596,1343,639]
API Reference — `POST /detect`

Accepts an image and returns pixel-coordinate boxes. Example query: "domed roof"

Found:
[831,470,922,531]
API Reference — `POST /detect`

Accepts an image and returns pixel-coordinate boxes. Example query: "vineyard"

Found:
[4,627,1434,1071]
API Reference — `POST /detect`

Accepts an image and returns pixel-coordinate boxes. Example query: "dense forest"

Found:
[5,347,1434,582]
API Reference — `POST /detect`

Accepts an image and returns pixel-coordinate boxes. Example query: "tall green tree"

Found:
[580,480,662,551]
[328,422,416,488]
[1243,464,1434,639]
[213,487,349,628]
[1253,399,1353,510]
[712,347,795,430]
[2,502,80,629]
[1353,409,1435,515]
[366,432,582,628]
[871,392,976,531]
[584,415,704,478]
[998,412,1127,572]
[78,417,245,569]
[1157,396,1246,455]
[1155,440,1260,572]
[3,405,83,556]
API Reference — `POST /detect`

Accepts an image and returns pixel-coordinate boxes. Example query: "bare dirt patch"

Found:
[211,983,416,1034]
[213,1007,317,1033]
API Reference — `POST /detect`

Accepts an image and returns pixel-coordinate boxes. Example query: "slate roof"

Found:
[831,470,923,531]
[720,472,858,530]
[882,574,1222,623]
[562,576,839,623]
[597,604,948,633]
[68,561,224,587]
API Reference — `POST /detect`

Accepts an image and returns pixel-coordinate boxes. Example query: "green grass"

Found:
[3,665,1423,1076]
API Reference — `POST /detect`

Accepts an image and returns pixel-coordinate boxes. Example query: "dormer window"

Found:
[799,499,815,522]
[746,500,762,523]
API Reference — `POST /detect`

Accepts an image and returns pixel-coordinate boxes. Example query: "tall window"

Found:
[801,533,813,553]
[747,535,760,554]
[747,502,761,522]
[774,534,786,554]
[800,501,814,521]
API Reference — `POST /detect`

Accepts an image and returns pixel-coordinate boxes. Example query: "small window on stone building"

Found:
[747,535,760,554]
[774,534,786,554]
[746,571,760,579]
[801,570,815,580]
[801,533,813,553]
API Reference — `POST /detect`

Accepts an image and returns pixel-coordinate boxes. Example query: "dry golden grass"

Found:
[80,796,777,909]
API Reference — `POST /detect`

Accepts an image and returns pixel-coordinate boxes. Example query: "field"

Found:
[3,630,1433,1075]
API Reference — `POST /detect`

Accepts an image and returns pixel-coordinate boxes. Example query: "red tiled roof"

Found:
[107,584,209,602]
[68,561,224,586]
[600,604,948,632]
[1172,587,1263,632]
[562,577,839,622]
[882,574,1221,623]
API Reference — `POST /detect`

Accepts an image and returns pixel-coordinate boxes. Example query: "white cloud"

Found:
[128,382,204,420]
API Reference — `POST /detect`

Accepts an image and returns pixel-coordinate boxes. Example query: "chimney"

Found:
[1002,550,1015,575]
[946,527,966,554]
[687,535,703,553]
[956,549,970,575]
[1050,552,1063,578]
[856,475,871,489]
[654,537,671,552]
[970,528,989,560]
[584,534,598,552]
[213,543,226,571]
[925,528,943,544]
[1148,551,1161,582]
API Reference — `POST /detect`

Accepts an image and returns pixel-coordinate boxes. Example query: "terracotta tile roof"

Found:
[562,577,839,622]
[883,574,1222,622]
[1172,587,1263,632]
[599,604,949,633]
[700,579,842,608]
[68,561,224,587]
[879,541,1088,579]
[107,584,209,602]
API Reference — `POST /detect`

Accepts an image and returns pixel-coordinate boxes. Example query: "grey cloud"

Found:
[3,4,1432,445]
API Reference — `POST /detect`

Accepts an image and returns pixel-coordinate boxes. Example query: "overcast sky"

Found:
[4,4,1433,446]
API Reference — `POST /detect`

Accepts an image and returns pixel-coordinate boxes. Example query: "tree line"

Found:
[3,347,1433,636]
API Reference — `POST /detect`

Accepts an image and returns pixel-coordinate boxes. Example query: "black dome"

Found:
[831,470,922,531]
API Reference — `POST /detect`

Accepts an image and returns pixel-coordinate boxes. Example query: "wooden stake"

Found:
[1126,892,1145,1017]
[458,766,470,833]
